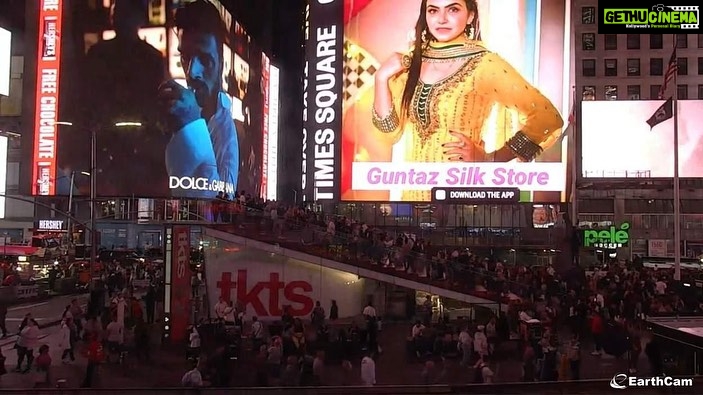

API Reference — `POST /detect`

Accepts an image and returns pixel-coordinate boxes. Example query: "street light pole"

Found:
[90,127,97,280]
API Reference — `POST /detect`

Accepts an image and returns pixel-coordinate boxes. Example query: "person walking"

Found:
[81,333,105,388]
[15,319,39,373]
[0,301,8,338]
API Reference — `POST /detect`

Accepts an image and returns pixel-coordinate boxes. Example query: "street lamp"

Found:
[56,121,143,280]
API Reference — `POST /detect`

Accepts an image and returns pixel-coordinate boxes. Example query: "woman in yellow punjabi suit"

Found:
[372,0,563,201]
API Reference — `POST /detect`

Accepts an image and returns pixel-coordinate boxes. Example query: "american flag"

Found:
[657,47,678,99]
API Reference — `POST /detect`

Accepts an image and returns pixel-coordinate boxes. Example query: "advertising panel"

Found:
[582,100,703,178]
[267,64,280,201]
[0,136,6,219]
[319,0,571,202]
[169,225,191,342]
[0,27,10,96]
[260,55,279,201]
[204,237,366,321]
[27,0,270,199]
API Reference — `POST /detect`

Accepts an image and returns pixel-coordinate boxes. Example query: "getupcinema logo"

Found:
[610,373,693,390]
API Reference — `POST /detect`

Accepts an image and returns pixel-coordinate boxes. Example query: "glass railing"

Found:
[211,206,532,305]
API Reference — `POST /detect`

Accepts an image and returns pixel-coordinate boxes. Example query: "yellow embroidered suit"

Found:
[378,44,563,201]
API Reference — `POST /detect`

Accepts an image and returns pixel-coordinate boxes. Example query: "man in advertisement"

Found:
[158,0,239,199]
[79,0,166,196]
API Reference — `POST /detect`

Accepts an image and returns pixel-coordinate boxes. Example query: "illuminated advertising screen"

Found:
[26,0,269,199]
[303,0,572,203]
[267,63,280,201]
[0,136,7,219]
[0,27,10,96]
[582,100,703,178]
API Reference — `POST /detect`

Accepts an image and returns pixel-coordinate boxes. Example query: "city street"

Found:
[3,294,89,338]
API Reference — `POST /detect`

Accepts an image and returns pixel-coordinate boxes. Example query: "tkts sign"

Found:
[215,269,314,317]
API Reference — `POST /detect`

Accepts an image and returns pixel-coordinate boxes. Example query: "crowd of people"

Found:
[169,194,700,387]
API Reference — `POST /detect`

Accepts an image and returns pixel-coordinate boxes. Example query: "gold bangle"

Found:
[372,107,400,133]
[506,131,543,162]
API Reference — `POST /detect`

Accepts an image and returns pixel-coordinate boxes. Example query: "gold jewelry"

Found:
[421,30,428,43]
[422,41,484,63]
[401,54,412,69]
[467,25,475,40]
[372,107,400,133]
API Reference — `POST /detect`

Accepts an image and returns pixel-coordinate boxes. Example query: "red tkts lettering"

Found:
[216,269,314,317]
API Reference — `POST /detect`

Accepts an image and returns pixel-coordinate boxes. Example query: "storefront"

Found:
[96,222,203,250]
[578,222,630,266]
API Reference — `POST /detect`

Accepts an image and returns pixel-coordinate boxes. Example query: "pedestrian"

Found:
[34,344,52,387]
[58,318,76,363]
[329,300,338,321]
[0,301,8,338]
[15,319,39,373]
[0,349,7,382]
[360,352,376,386]
[81,333,105,388]
[181,360,204,387]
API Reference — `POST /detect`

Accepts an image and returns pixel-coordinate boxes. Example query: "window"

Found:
[604,34,618,50]
[650,34,663,49]
[627,59,640,76]
[677,85,688,100]
[582,86,595,101]
[650,85,661,100]
[699,57,703,75]
[604,59,617,76]
[604,85,618,100]
[676,34,688,48]
[627,85,640,100]
[698,85,703,100]
[626,34,640,49]
[677,58,688,75]
[582,33,595,50]
[582,59,596,77]
[699,34,703,48]
[581,7,596,24]
[650,58,664,76]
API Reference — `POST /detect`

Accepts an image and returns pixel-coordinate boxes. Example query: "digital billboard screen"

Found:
[0,27,10,96]
[581,100,703,178]
[303,0,572,203]
[27,0,270,199]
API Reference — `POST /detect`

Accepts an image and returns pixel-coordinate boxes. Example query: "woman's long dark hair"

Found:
[401,0,481,116]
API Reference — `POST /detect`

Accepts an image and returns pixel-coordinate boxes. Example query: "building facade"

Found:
[573,0,703,264]
[0,24,34,242]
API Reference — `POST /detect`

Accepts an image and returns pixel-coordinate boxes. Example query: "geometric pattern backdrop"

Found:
[343,39,380,111]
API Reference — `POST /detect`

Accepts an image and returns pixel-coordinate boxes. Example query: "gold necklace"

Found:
[422,41,485,63]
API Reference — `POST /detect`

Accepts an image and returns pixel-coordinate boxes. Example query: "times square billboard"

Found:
[24,0,279,199]
[302,0,573,203]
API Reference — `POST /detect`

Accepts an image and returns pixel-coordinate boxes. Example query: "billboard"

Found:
[0,27,10,96]
[169,225,192,342]
[261,55,280,201]
[0,136,7,219]
[26,0,271,199]
[582,100,703,178]
[303,0,572,202]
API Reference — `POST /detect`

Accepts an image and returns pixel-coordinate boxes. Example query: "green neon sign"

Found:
[583,223,630,249]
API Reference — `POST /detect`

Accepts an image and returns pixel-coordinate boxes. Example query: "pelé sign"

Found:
[583,222,630,249]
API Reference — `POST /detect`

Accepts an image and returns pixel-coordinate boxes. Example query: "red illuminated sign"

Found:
[216,269,314,317]
[170,225,192,342]
[31,0,63,196]
[260,55,270,199]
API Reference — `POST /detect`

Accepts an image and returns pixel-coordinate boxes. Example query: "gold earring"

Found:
[421,30,428,43]
[467,25,475,40]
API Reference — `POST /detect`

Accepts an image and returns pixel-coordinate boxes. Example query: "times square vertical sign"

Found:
[301,0,343,202]
[31,0,63,196]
